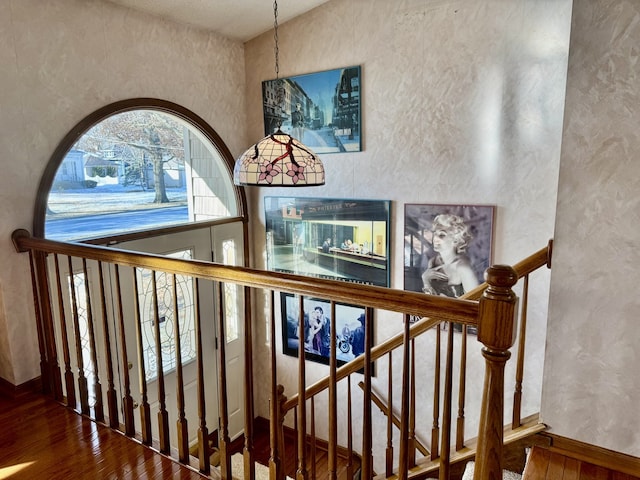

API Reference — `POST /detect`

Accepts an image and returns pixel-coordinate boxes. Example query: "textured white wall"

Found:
[244,0,571,466]
[0,0,246,385]
[542,0,640,457]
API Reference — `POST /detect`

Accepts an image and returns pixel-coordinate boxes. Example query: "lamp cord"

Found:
[273,0,279,80]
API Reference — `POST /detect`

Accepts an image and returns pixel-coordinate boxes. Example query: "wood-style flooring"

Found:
[0,392,207,479]
[0,391,355,480]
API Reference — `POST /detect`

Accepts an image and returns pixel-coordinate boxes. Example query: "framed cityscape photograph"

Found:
[262,66,361,153]
[265,197,391,287]
[404,203,495,331]
[281,293,369,367]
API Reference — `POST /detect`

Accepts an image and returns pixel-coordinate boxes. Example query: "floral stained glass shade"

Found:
[233,129,325,186]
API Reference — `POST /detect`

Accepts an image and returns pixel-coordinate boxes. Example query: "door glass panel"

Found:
[136,249,197,381]
[222,239,239,343]
[67,270,96,406]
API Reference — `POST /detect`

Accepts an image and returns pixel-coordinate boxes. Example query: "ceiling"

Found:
[105,0,330,42]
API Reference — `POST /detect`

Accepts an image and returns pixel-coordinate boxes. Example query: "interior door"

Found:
[211,221,246,440]
[115,227,221,448]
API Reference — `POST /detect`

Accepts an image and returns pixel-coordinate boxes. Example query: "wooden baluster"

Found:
[243,285,255,480]
[431,324,441,461]
[385,351,394,477]
[296,295,308,480]
[26,249,51,396]
[67,255,89,415]
[269,291,283,480]
[81,258,103,421]
[53,254,75,409]
[398,314,411,480]
[346,376,354,480]
[114,265,135,437]
[172,274,189,463]
[294,407,299,477]
[361,307,373,480]
[194,279,211,474]
[97,261,119,429]
[277,388,287,480]
[456,325,468,450]
[151,271,170,453]
[474,265,518,480]
[132,268,152,445]
[310,397,317,480]
[217,282,232,479]
[512,275,529,429]
[328,301,337,480]
[409,337,417,468]
[439,324,454,480]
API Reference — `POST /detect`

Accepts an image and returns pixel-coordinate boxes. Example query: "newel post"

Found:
[473,265,518,480]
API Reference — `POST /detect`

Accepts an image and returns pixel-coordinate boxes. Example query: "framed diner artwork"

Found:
[280,294,369,368]
[262,66,362,154]
[404,204,495,330]
[264,197,391,287]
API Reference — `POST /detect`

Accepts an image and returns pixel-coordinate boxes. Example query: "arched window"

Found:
[34,98,246,241]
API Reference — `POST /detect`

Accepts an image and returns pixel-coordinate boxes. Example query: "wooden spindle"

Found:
[431,323,441,461]
[114,265,135,437]
[296,295,308,480]
[132,268,152,445]
[242,285,255,480]
[27,250,49,396]
[346,376,354,480]
[512,275,529,429]
[385,351,394,477]
[54,254,75,409]
[194,279,211,474]
[172,274,189,463]
[361,307,373,480]
[217,282,232,480]
[456,324,468,450]
[82,258,103,422]
[328,301,337,480]
[409,337,417,467]
[310,397,317,480]
[269,291,283,480]
[474,265,518,480]
[439,324,454,480]
[97,261,119,429]
[67,255,89,415]
[151,271,170,454]
[398,314,411,480]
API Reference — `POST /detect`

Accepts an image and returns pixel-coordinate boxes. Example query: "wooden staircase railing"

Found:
[12,228,551,480]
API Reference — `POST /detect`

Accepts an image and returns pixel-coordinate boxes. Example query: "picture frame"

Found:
[280,293,369,368]
[262,66,362,153]
[404,204,495,329]
[265,197,391,287]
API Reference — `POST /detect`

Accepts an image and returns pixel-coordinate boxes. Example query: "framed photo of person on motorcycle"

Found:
[280,293,371,371]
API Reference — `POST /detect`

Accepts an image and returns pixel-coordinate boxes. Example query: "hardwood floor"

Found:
[0,392,206,479]
[0,392,356,480]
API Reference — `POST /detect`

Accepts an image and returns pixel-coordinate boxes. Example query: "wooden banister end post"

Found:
[474,265,518,480]
[12,229,32,253]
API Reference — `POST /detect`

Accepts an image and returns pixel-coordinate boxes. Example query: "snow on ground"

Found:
[47,184,187,217]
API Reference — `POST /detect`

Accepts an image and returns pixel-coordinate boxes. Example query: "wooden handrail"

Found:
[12,229,478,323]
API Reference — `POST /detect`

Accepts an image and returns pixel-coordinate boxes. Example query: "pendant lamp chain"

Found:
[273,0,285,129]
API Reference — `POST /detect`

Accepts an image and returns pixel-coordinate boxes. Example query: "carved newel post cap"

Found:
[484,265,518,290]
[478,265,518,350]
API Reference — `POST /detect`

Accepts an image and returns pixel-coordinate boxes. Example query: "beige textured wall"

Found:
[244,0,571,464]
[0,0,246,385]
[543,0,640,457]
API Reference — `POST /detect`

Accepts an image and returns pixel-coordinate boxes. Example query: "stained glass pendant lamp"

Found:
[233,0,325,187]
